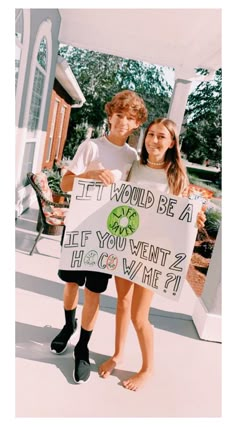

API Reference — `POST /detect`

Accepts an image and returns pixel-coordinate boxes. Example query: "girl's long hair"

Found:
[140,118,188,196]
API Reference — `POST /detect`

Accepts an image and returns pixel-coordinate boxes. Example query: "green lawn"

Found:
[187,169,221,199]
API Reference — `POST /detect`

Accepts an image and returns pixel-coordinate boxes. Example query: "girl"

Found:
[98,118,206,391]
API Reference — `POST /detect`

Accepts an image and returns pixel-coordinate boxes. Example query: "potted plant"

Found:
[42,167,65,203]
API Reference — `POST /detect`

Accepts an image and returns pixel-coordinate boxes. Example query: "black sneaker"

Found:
[73,352,91,384]
[50,320,77,354]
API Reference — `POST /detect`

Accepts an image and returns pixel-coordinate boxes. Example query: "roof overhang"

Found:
[55,55,86,107]
[58,9,221,77]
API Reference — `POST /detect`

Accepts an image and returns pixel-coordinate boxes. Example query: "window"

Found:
[27,37,48,138]
[37,37,47,70]
[20,18,52,188]
[27,68,45,138]
[21,34,49,186]
[27,35,48,137]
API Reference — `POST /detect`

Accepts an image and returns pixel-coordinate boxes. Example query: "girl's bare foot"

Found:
[122,370,152,391]
[99,357,119,378]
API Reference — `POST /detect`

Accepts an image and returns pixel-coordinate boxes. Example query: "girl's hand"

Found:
[196,206,207,229]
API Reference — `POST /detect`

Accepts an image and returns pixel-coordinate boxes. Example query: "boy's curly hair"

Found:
[105,90,148,124]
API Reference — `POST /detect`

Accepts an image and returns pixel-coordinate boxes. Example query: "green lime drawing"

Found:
[107,205,139,237]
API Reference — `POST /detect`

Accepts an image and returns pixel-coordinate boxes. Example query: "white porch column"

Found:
[167,67,216,134]
[167,67,221,342]
[167,77,192,134]
[137,127,145,153]
[192,225,222,342]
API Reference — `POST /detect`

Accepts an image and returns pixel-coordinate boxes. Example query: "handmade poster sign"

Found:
[59,178,201,300]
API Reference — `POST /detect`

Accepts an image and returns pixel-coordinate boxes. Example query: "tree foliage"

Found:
[58,46,222,167]
[58,45,172,130]
[181,69,222,165]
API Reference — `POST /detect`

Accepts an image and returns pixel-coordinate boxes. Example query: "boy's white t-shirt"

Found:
[69,136,138,181]
[128,160,170,193]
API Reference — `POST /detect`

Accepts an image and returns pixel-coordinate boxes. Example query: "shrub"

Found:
[63,123,88,159]
[187,152,205,165]
[205,207,222,238]
[187,168,221,188]
[196,241,215,258]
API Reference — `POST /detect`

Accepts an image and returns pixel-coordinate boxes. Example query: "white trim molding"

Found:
[56,56,86,106]
[192,226,222,343]
[15,9,30,127]
[192,297,222,343]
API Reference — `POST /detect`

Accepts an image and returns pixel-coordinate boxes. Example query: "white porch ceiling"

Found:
[58,9,221,75]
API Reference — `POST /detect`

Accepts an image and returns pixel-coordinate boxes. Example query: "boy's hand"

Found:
[87,169,115,185]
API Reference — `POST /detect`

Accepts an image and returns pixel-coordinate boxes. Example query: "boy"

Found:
[50,90,148,384]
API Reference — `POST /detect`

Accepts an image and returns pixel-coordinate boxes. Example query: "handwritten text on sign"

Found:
[59,179,201,300]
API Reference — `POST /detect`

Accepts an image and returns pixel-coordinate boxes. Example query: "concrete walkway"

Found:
[15,203,221,418]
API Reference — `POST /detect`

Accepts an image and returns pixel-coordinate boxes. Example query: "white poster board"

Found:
[59,179,201,300]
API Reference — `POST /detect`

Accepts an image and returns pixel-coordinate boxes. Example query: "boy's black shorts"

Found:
[58,269,112,293]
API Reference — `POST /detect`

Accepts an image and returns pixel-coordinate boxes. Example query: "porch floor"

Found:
[15,202,221,418]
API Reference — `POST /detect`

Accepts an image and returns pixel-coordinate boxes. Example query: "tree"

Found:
[58,45,172,130]
[181,69,222,165]
[59,46,222,166]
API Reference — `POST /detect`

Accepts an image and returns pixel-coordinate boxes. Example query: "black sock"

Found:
[64,308,76,330]
[74,327,92,362]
